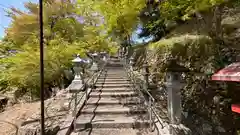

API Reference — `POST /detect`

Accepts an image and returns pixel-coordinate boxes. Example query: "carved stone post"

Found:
[91,53,99,71]
[164,59,189,134]
[90,53,99,88]
[129,56,134,71]
[124,54,128,65]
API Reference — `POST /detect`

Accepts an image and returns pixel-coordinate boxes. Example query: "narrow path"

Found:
[72,58,158,135]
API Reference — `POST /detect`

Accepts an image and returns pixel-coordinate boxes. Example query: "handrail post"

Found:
[149,96,153,131]
[143,61,150,89]
[85,83,88,102]
[74,93,77,116]
[129,56,134,72]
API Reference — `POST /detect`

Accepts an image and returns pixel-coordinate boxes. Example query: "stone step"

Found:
[105,66,125,69]
[86,97,142,105]
[105,72,126,74]
[96,82,131,85]
[75,114,149,129]
[99,77,128,79]
[89,91,137,98]
[97,79,130,82]
[101,70,126,73]
[105,67,124,69]
[105,64,123,67]
[72,128,158,135]
[98,77,128,80]
[100,74,125,76]
[94,87,133,92]
[104,72,125,74]
[102,71,125,73]
[81,105,146,114]
[100,74,127,77]
[102,75,126,77]
[95,84,132,88]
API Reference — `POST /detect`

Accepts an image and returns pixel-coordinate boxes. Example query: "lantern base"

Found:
[73,75,83,81]
[68,75,84,93]
[90,62,99,71]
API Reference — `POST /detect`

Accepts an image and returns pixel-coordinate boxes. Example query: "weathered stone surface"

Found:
[18,90,71,135]
[170,124,192,135]
[18,125,60,135]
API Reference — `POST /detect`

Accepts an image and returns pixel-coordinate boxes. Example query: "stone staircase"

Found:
[72,58,158,135]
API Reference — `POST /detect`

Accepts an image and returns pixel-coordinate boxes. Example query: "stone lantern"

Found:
[164,58,189,126]
[124,53,129,64]
[129,56,135,71]
[90,52,99,71]
[100,51,108,62]
[84,58,92,69]
[69,54,85,93]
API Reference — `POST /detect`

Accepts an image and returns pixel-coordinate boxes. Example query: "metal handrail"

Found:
[123,60,165,132]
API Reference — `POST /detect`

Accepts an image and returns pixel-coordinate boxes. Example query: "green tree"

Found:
[0,0,118,99]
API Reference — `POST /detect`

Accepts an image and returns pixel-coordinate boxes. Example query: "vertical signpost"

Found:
[39,0,45,135]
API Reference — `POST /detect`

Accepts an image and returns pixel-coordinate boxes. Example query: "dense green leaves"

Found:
[0,0,118,98]
[1,40,81,95]
[76,0,145,40]
[159,0,226,21]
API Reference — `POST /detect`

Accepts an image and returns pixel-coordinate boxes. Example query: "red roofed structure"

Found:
[212,62,240,114]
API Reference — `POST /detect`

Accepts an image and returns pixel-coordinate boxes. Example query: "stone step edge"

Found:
[86,99,142,105]
[97,79,130,81]
[95,86,132,88]
[81,108,146,114]
[89,93,137,97]
[75,120,150,129]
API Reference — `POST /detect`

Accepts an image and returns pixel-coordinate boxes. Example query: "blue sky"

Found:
[0,0,37,38]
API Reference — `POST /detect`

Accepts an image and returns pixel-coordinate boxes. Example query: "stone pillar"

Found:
[91,53,99,71]
[164,58,189,135]
[129,57,134,71]
[165,72,184,125]
[124,54,128,65]
[90,62,99,71]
